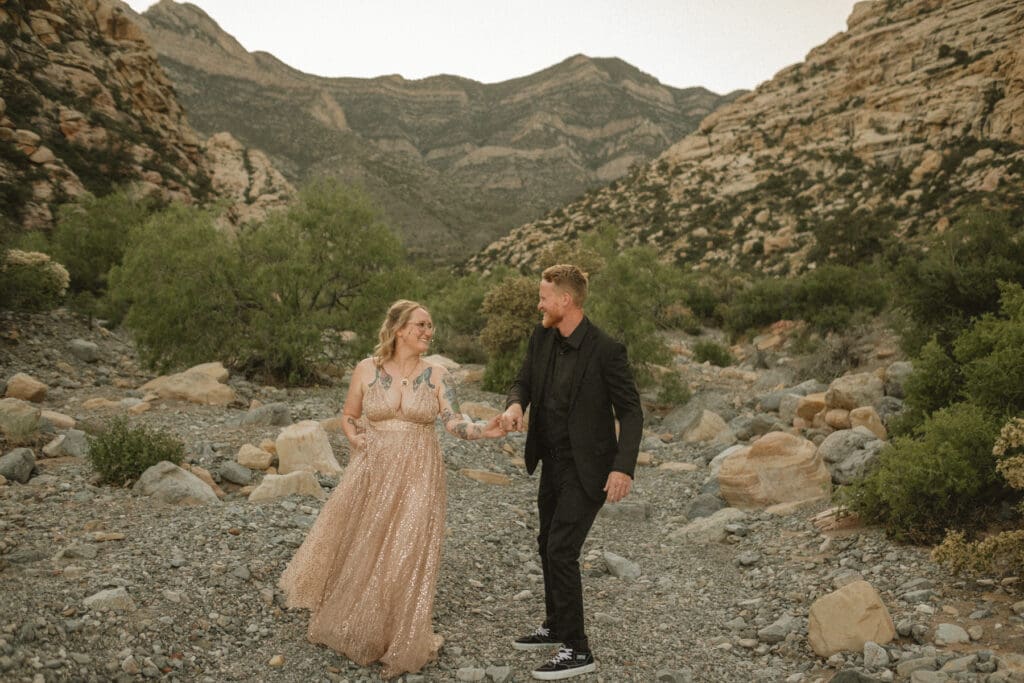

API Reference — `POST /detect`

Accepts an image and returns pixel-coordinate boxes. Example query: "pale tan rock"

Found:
[718,432,832,509]
[141,364,235,406]
[0,398,42,441]
[5,373,48,402]
[237,444,275,470]
[825,409,851,430]
[460,469,511,486]
[658,461,698,472]
[849,406,887,439]
[795,393,827,422]
[807,580,895,657]
[825,373,885,411]
[248,471,326,502]
[41,410,74,429]
[636,452,654,466]
[910,149,943,186]
[683,410,732,444]
[276,420,342,477]
[0,474,6,486]
[128,402,151,415]
[82,398,121,410]
[259,439,277,454]
[133,462,220,506]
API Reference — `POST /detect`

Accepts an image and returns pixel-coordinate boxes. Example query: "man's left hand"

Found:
[603,471,632,503]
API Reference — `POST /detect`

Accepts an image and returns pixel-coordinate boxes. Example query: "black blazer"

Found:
[508,319,644,500]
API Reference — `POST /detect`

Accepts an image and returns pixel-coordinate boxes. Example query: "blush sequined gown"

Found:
[278,379,446,679]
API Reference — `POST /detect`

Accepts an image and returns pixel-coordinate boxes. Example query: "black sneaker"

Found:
[513,625,561,651]
[532,646,596,680]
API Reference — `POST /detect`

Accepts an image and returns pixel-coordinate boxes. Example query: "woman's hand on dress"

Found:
[348,433,367,452]
[480,414,506,439]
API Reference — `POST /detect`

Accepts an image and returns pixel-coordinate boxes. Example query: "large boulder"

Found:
[0,398,42,441]
[276,420,342,477]
[237,444,275,470]
[683,410,735,445]
[238,402,291,426]
[133,461,221,505]
[883,361,913,399]
[140,362,236,405]
[68,339,100,363]
[5,373,47,402]
[825,372,885,411]
[817,427,885,485]
[808,580,895,657]
[718,432,831,509]
[849,406,887,439]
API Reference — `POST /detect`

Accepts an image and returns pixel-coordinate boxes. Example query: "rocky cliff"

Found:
[469,0,1024,274]
[124,0,742,260]
[0,0,291,233]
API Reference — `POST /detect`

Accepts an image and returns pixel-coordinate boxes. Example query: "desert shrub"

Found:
[110,181,404,383]
[721,265,886,337]
[932,416,1024,576]
[0,249,69,311]
[87,417,185,486]
[890,338,963,435]
[954,282,1024,416]
[793,328,865,383]
[656,371,691,407]
[423,269,506,364]
[49,190,153,309]
[692,340,733,367]
[891,206,1024,354]
[809,208,894,265]
[479,276,538,392]
[841,402,1005,543]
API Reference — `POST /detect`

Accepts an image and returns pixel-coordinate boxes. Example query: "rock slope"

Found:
[469,0,1024,274]
[0,0,292,234]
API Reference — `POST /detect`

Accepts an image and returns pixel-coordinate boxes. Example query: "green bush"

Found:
[0,249,69,312]
[721,264,887,337]
[892,338,963,435]
[109,180,405,383]
[809,208,894,265]
[841,402,1005,543]
[87,417,185,486]
[49,190,153,309]
[955,281,1024,416]
[482,340,528,394]
[891,206,1024,354]
[656,371,691,406]
[422,269,505,364]
[692,340,733,367]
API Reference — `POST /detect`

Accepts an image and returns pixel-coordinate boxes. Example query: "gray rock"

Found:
[599,501,650,522]
[661,391,737,435]
[68,339,100,363]
[83,587,135,612]
[756,390,788,412]
[685,492,726,520]
[61,429,90,458]
[238,402,292,427]
[729,413,780,441]
[901,589,936,603]
[757,614,798,643]
[736,551,761,566]
[818,428,885,484]
[875,396,905,425]
[778,394,802,423]
[830,672,885,683]
[933,623,969,645]
[641,435,666,451]
[603,551,641,581]
[218,461,252,486]
[790,379,828,395]
[656,669,694,682]
[485,665,511,682]
[133,461,221,506]
[896,656,938,678]
[0,448,35,483]
[884,361,913,398]
[456,667,486,681]
[863,640,890,669]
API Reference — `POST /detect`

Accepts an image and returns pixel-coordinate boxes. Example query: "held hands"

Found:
[500,404,524,432]
[603,471,632,503]
[479,414,507,439]
[347,433,367,452]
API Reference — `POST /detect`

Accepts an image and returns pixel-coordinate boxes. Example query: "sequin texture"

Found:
[278,378,446,679]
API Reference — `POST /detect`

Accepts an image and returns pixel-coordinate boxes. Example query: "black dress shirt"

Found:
[539,318,589,451]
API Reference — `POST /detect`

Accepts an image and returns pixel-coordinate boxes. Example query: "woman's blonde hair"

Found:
[373,299,428,365]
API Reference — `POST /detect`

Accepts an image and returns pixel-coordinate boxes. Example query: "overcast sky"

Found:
[123,0,859,94]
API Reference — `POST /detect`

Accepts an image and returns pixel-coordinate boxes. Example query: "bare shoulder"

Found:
[425,362,450,385]
[352,357,378,382]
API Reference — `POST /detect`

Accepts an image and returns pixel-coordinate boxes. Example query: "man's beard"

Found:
[541,310,561,328]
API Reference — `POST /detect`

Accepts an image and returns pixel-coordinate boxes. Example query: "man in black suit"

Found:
[501,263,643,680]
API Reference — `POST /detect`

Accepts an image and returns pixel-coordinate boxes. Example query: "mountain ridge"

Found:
[123,0,742,260]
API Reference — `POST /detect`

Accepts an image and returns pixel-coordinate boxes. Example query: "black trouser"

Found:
[537,448,603,652]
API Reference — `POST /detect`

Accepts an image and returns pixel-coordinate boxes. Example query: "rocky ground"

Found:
[1,309,1023,683]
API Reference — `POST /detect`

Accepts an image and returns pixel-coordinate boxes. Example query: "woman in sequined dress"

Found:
[279,299,505,679]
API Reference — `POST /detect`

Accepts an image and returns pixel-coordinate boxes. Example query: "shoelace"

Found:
[535,626,551,637]
[548,647,573,664]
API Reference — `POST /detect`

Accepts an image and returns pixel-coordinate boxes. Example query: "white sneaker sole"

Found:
[513,641,562,651]
[531,662,597,680]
